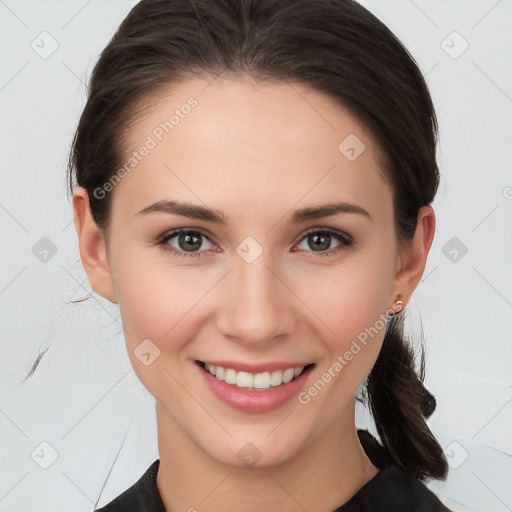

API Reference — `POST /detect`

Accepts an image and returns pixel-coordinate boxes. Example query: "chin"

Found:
[201,428,306,470]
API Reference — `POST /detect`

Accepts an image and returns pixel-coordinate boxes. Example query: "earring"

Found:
[393,296,403,313]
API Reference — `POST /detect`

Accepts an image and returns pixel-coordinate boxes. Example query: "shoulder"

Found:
[335,464,451,511]
[94,460,165,512]
[333,430,452,512]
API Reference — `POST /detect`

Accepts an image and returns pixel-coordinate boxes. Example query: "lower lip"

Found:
[195,361,315,413]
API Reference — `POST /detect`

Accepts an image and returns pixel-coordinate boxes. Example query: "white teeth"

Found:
[203,363,306,390]
[282,368,295,383]
[236,371,253,388]
[270,370,283,387]
[253,372,271,389]
[225,368,237,385]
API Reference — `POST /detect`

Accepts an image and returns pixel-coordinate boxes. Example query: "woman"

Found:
[69,0,450,509]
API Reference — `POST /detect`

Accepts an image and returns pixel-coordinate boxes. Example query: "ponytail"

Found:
[364,314,448,480]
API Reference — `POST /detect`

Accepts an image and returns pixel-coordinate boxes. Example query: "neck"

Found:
[155,401,379,512]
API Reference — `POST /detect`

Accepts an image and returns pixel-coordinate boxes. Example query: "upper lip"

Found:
[197,360,314,374]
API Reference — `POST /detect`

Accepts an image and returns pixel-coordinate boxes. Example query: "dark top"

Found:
[95,430,451,511]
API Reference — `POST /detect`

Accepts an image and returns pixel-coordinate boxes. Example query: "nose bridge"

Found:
[216,246,296,344]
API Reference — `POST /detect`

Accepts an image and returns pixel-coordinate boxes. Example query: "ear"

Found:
[73,187,117,303]
[390,206,436,307]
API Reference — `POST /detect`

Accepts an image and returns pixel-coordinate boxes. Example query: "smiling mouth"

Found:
[196,360,315,391]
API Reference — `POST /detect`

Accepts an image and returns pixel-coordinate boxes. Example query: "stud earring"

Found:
[393,296,403,313]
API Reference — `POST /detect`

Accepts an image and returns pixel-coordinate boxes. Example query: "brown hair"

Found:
[62,0,447,480]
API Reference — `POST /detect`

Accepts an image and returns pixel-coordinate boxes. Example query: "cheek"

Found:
[297,283,388,422]
[292,255,393,341]
[290,255,393,394]
[111,252,207,404]
[111,249,225,395]
[112,243,208,336]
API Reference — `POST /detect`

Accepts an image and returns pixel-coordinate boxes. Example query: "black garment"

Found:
[95,430,451,511]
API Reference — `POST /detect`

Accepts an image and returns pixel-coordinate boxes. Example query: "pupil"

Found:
[309,233,330,251]
[179,233,201,251]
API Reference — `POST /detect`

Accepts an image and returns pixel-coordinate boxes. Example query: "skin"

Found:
[73,76,435,511]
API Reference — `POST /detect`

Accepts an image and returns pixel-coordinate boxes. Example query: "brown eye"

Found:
[177,232,203,252]
[306,232,332,251]
[159,229,216,257]
[295,229,352,256]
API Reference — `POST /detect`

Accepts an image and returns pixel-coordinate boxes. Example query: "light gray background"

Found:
[1,1,511,511]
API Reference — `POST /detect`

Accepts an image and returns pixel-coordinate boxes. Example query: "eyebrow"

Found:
[136,200,371,223]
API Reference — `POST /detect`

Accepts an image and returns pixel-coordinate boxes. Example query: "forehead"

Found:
[110,76,392,224]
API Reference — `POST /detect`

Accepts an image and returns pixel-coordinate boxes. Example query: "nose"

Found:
[216,253,297,346]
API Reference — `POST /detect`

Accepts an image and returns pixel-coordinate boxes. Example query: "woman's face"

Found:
[88,77,407,467]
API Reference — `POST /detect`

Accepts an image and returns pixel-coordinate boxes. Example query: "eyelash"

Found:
[157,227,353,258]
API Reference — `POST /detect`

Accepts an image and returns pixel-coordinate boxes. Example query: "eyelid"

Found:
[158,227,220,254]
[296,226,353,244]
[292,227,353,257]
[158,226,353,257]
[159,227,217,243]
